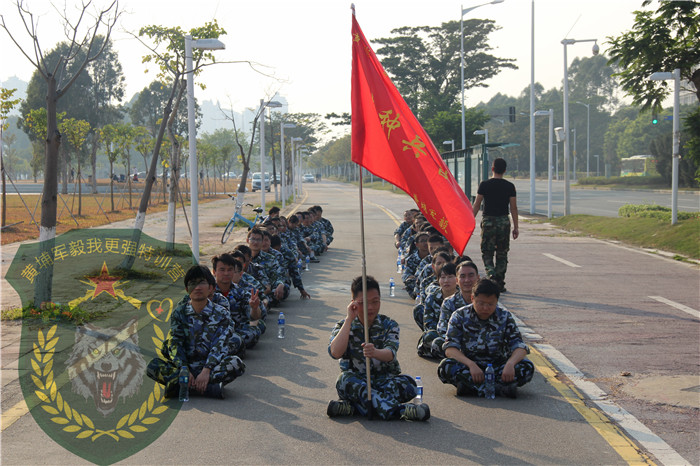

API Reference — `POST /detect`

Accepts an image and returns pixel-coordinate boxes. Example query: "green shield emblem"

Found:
[6,229,194,465]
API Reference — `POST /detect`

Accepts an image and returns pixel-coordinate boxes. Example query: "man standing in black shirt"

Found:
[471,158,519,292]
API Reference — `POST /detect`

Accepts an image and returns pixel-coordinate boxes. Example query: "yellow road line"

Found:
[364,199,401,227]
[529,346,655,465]
[1,398,29,432]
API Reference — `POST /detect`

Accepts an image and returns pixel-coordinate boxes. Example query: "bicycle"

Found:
[221,195,265,244]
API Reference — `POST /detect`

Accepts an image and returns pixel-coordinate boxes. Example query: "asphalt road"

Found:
[1,180,698,464]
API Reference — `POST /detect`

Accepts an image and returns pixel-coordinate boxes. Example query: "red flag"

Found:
[351,15,475,254]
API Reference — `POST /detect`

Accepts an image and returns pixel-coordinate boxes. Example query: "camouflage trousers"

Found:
[437,357,534,397]
[336,371,418,420]
[239,323,261,349]
[146,353,245,395]
[412,303,424,330]
[404,277,417,299]
[480,215,511,284]
[417,331,445,359]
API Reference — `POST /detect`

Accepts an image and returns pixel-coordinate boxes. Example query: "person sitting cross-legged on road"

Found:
[437,278,534,398]
[417,262,458,359]
[327,275,430,421]
[146,265,245,399]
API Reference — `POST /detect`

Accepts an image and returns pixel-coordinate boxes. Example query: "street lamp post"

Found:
[280,123,296,208]
[473,129,488,144]
[461,0,504,150]
[443,140,455,152]
[290,137,302,201]
[594,154,600,177]
[571,127,577,181]
[561,37,598,215]
[534,109,553,218]
[259,99,282,212]
[649,68,681,224]
[575,101,590,177]
[186,34,225,263]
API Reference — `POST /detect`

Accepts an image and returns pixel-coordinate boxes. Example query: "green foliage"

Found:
[0,87,21,130]
[18,302,107,325]
[577,175,666,186]
[619,203,699,221]
[606,1,700,111]
[373,19,516,122]
[684,106,700,182]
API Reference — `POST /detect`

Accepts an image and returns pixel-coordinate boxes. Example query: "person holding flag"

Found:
[327,276,430,421]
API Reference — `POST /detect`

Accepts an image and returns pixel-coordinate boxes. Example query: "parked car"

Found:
[303,173,315,183]
[251,172,271,192]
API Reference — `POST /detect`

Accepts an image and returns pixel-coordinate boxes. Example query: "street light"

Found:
[575,101,590,177]
[186,34,225,263]
[534,109,553,218]
[461,0,504,150]
[473,129,489,144]
[280,123,295,208]
[443,140,455,152]
[561,36,598,215]
[649,68,681,224]
[259,99,282,212]
[290,137,302,201]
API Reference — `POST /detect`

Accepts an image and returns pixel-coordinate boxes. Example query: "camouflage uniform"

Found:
[240,272,268,320]
[319,217,334,246]
[432,291,469,357]
[399,227,415,257]
[402,250,427,299]
[251,250,287,304]
[215,284,262,348]
[147,296,245,395]
[329,314,418,420]
[480,215,511,285]
[266,248,291,298]
[416,284,447,358]
[437,304,533,396]
[209,291,245,355]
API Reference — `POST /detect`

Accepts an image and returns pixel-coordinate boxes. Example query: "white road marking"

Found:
[649,296,700,320]
[543,253,582,268]
[514,312,691,466]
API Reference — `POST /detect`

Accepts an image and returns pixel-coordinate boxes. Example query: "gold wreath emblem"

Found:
[31,324,170,441]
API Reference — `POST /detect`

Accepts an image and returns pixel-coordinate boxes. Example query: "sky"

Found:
[1,0,648,122]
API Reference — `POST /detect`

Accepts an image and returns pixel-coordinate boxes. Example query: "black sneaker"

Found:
[327,400,354,417]
[401,403,430,421]
[203,382,224,399]
[496,383,517,399]
[309,258,320,263]
[456,382,478,397]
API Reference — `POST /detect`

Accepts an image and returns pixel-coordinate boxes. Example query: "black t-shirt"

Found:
[477,178,516,217]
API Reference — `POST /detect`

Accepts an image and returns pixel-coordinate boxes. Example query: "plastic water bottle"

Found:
[484,364,495,399]
[396,256,402,273]
[297,258,303,274]
[305,255,310,271]
[178,366,189,402]
[389,277,395,297]
[277,311,286,339]
[415,376,423,403]
[415,294,421,305]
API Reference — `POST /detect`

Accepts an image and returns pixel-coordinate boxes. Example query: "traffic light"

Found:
[652,114,659,124]
[509,106,516,123]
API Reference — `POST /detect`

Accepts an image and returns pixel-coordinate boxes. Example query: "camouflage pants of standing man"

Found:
[480,215,511,286]
[437,357,534,397]
[335,372,418,420]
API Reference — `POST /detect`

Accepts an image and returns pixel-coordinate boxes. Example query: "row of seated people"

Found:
[146,206,334,399]
[392,209,534,399]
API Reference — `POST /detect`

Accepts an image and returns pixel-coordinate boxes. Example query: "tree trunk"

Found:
[90,133,99,194]
[166,134,180,249]
[35,74,60,305]
[127,155,132,209]
[109,160,115,211]
[78,159,82,216]
[1,131,6,227]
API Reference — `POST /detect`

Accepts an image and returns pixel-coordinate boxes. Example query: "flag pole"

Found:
[352,3,372,419]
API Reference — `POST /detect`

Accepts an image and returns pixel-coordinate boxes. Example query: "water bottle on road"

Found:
[389,277,395,297]
[415,376,423,403]
[305,255,310,271]
[484,364,495,399]
[178,366,189,402]
[277,311,286,339]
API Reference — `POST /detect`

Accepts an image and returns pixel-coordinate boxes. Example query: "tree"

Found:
[373,19,517,122]
[59,118,91,215]
[607,0,699,110]
[1,87,21,226]
[1,0,120,304]
[100,124,120,211]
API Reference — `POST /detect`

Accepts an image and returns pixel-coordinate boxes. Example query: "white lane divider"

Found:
[543,253,582,268]
[649,296,700,320]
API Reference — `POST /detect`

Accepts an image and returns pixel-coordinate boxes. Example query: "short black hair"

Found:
[472,278,500,299]
[438,262,457,278]
[247,227,264,240]
[457,260,479,275]
[288,214,299,225]
[493,157,507,174]
[350,275,380,299]
[233,244,252,257]
[268,206,280,215]
[184,265,215,289]
[212,253,236,270]
[270,235,282,248]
